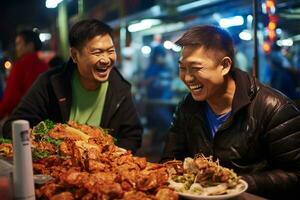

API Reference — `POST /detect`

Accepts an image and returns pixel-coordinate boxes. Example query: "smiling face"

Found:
[71,34,116,90]
[179,46,231,102]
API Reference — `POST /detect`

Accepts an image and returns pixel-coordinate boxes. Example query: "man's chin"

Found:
[95,75,109,82]
[191,93,205,102]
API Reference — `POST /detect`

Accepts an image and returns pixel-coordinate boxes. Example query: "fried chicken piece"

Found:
[50,191,74,200]
[117,169,138,188]
[48,125,82,141]
[116,152,134,165]
[164,160,184,175]
[122,191,154,200]
[33,163,49,174]
[121,180,133,191]
[133,157,147,170]
[86,159,106,172]
[49,165,68,179]
[154,168,169,187]
[155,188,178,200]
[38,155,63,167]
[0,143,13,157]
[61,171,89,187]
[59,140,74,156]
[90,172,118,183]
[136,172,158,191]
[86,147,102,160]
[74,188,89,199]
[33,141,56,154]
[68,121,114,144]
[36,183,61,199]
[86,181,123,199]
[81,193,96,200]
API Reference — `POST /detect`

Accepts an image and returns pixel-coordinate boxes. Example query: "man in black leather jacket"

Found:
[2,19,142,153]
[161,25,300,199]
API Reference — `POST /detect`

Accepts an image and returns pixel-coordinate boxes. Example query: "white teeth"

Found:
[96,66,108,72]
[189,84,202,90]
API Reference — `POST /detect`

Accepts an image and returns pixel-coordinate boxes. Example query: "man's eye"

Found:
[92,52,101,55]
[191,66,202,71]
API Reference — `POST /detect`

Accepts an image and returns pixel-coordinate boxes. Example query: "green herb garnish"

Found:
[32,148,50,160]
[0,137,12,144]
[33,119,55,135]
[43,136,62,147]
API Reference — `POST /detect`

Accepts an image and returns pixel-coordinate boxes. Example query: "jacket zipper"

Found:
[109,95,126,122]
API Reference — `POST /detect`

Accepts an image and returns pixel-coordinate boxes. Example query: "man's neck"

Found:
[76,71,100,91]
[207,76,236,115]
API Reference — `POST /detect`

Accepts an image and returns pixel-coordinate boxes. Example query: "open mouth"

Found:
[189,84,203,92]
[95,66,109,73]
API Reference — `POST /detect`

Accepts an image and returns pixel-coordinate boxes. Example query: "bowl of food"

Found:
[167,155,248,200]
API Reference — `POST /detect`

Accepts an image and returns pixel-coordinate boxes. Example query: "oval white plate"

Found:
[178,180,248,200]
[34,174,53,184]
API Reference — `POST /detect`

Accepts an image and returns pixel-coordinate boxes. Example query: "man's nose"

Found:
[99,55,109,65]
[184,73,194,83]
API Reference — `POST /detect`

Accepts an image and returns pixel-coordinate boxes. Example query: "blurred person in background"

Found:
[0,62,5,99]
[161,25,300,199]
[0,30,48,121]
[0,46,4,99]
[1,19,142,153]
[268,43,299,99]
[143,45,174,153]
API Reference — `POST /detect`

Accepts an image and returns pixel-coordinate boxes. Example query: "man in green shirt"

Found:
[2,19,142,153]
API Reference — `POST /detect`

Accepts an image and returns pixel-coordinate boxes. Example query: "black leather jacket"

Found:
[161,68,300,199]
[2,59,142,153]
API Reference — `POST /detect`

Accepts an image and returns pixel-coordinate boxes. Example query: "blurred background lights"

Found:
[141,46,151,55]
[239,30,252,41]
[247,15,253,23]
[45,0,63,8]
[276,28,282,35]
[177,0,218,12]
[163,40,173,50]
[128,19,161,33]
[39,33,52,42]
[4,60,12,70]
[277,38,293,47]
[263,42,271,53]
[172,44,181,52]
[219,16,244,28]
[268,21,276,30]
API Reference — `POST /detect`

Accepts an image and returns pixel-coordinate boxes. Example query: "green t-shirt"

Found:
[69,70,108,126]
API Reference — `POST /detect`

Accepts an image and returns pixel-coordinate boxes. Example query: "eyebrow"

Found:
[178,61,202,66]
[89,46,115,51]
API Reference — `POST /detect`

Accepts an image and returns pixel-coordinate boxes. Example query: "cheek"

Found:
[179,72,185,81]
[110,54,117,64]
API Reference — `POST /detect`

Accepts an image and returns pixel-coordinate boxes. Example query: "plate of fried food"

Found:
[1,120,179,199]
[167,155,248,200]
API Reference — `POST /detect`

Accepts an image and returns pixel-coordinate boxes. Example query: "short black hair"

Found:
[17,30,42,51]
[69,19,113,50]
[176,25,235,68]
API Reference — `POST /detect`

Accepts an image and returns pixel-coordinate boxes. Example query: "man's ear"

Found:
[70,48,78,63]
[221,56,232,75]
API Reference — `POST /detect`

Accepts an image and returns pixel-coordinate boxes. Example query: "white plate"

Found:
[34,174,53,184]
[178,180,248,200]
